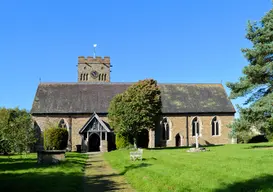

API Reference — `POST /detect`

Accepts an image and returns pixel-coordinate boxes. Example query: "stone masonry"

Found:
[33,114,234,151]
[31,55,236,152]
[78,56,111,82]
[156,114,234,147]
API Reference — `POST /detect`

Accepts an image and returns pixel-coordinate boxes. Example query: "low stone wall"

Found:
[37,150,66,164]
[100,140,108,152]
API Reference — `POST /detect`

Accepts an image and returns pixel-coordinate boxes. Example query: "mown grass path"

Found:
[83,152,134,192]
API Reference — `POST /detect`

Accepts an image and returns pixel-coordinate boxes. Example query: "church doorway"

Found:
[175,134,181,147]
[137,129,149,148]
[88,133,100,152]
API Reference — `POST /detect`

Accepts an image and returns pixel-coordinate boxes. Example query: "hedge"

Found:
[116,133,130,149]
[44,127,68,150]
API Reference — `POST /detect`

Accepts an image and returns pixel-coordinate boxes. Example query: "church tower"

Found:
[78,56,111,82]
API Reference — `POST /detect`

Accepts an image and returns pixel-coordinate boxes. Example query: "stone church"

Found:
[31,56,236,152]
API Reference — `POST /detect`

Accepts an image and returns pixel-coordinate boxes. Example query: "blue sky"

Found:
[0,0,272,116]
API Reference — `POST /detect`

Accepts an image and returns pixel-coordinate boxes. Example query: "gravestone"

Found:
[37,150,66,164]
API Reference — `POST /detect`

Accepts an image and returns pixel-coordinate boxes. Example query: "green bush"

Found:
[0,140,11,155]
[116,133,130,149]
[266,133,273,142]
[44,127,68,150]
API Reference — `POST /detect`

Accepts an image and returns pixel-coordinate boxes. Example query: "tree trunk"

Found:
[133,137,137,149]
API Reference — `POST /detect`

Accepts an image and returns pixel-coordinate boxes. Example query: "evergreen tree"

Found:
[227,8,273,138]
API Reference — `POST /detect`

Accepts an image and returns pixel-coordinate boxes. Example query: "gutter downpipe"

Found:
[186,116,189,146]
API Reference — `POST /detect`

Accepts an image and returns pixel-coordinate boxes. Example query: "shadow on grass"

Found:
[84,153,147,191]
[245,145,273,149]
[84,163,151,191]
[85,174,132,192]
[0,156,34,164]
[0,172,83,192]
[142,157,157,161]
[0,160,52,171]
[0,155,47,171]
[0,152,87,171]
[214,174,273,192]
[0,153,88,192]
[120,163,151,175]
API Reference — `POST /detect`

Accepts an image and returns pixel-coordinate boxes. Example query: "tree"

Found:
[0,107,36,154]
[226,8,273,138]
[108,79,162,146]
[0,108,12,154]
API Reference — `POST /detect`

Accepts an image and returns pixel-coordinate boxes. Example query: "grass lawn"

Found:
[104,143,273,192]
[0,152,88,192]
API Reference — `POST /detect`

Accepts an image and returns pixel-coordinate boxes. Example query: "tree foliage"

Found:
[108,79,162,144]
[0,107,36,154]
[227,9,273,137]
[44,126,68,150]
[115,133,131,149]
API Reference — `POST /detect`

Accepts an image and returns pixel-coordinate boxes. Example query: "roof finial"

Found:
[93,44,97,58]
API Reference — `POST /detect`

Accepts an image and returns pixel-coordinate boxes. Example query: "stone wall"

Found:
[78,56,111,83]
[156,114,234,147]
[33,113,234,151]
[100,140,108,152]
[33,114,107,151]
[70,115,90,151]
[33,115,85,151]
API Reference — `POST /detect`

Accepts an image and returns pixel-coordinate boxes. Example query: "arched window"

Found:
[162,118,169,140]
[98,74,101,81]
[83,74,85,81]
[104,74,107,81]
[212,116,220,136]
[192,117,200,136]
[80,74,83,81]
[175,133,181,147]
[58,119,67,129]
[86,74,88,81]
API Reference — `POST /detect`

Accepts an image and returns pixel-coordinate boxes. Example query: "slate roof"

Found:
[30,82,235,114]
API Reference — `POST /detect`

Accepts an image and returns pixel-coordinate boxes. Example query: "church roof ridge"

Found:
[39,82,223,86]
[39,82,134,85]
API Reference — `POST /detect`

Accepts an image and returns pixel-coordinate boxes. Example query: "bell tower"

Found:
[77,56,111,82]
